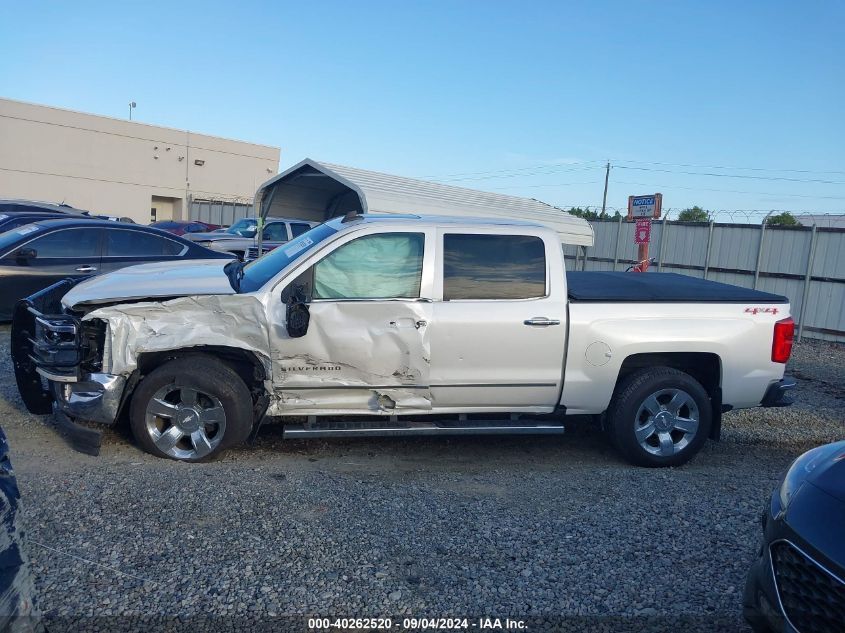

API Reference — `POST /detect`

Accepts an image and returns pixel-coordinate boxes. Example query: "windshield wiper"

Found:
[223,260,246,292]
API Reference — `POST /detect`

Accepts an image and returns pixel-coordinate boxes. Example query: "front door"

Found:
[427,230,568,412]
[268,229,434,414]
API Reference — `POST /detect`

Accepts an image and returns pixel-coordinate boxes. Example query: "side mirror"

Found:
[284,282,311,338]
[16,248,37,264]
[286,302,310,338]
[240,228,257,238]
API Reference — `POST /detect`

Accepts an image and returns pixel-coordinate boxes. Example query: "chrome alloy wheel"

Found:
[144,384,227,460]
[634,388,700,457]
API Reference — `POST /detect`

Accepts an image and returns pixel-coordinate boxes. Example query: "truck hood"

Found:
[62,259,237,309]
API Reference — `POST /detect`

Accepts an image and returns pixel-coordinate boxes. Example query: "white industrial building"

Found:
[0,97,280,223]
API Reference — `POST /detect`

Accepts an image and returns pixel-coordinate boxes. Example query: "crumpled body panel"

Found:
[267,299,433,414]
[83,295,272,376]
[83,294,433,417]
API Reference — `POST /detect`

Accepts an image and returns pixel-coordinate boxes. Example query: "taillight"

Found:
[772,317,795,363]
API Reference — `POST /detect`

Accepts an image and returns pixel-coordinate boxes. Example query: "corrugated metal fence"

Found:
[189,198,253,226]
[564,219,845,343]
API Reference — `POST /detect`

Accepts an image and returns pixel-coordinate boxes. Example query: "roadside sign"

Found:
[635,218,651,244]
[627,193,663,220]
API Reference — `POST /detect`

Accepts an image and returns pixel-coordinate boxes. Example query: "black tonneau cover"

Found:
[567,272,789,303]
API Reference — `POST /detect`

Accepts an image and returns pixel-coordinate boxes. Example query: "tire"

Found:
[606,366,712,467]
[129,355,253,462]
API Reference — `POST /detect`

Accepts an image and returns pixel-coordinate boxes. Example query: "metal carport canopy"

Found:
[255,159,594,246]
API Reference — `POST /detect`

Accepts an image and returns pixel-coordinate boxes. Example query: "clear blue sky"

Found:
[1,0,843,218]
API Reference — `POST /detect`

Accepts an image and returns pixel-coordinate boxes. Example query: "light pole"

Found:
[128,101,136,120]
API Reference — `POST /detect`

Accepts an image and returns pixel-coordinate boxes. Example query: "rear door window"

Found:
[104,229,184,256]
[262,222,289,242]
[290,223,312,238]
[443,234,546,300]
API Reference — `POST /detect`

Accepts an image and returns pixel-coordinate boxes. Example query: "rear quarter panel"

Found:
[562,302,790,414]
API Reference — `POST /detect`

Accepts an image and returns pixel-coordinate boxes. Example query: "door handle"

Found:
[75,265,97,273]
[390,318,428,329]
[524,317,560,326]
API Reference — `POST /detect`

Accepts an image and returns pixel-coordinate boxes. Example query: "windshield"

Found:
[225,218,256,235]
[238,223,338,292]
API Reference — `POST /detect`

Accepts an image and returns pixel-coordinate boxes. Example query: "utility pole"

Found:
[601,161,610,216]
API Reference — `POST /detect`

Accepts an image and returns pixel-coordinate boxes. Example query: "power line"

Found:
[421,159,606,180]
[615,165,845,185]
[612,159,845,176]
[613,179,845,201]
[435,165,604,183]
[424,158,845,184]
[488,179,604,190]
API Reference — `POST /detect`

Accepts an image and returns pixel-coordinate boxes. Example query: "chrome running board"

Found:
[283,419,565,438]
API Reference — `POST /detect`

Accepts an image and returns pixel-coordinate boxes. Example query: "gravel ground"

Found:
[1,331,843,632]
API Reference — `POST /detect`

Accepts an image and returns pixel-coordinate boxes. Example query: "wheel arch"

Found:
[613,352,724,440]
[117,346,269,425]
[135,346,268,385]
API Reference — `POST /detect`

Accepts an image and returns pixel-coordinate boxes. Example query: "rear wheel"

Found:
[129,355,253,461]
[607,367,712,467]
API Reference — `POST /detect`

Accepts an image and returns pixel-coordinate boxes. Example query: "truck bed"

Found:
[567,271,788,303]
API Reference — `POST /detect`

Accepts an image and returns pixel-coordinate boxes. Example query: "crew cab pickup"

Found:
[11,214,796,466]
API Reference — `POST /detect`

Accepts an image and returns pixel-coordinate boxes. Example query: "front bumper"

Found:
[47,371,125,427]
[12,278,122,427]
[761,377,797,407]
[744,487,845,632]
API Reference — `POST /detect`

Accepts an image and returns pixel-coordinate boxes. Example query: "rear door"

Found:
[428,230,568,410]
[0,226,103,318]
[100,227,187,273]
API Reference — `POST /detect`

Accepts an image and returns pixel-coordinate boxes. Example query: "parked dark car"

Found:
[150,220,221,235]
[0,219,232,319]
[0,199,88,215]
[744,440,845,632]
[0,211,88,233]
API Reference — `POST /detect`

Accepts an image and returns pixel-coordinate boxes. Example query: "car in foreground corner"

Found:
[744,440,845,632]
[0,219,232,319]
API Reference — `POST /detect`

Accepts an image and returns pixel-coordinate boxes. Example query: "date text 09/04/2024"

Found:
[307,617,528,630]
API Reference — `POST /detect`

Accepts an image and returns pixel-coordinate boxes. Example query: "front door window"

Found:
[313,233,424,300]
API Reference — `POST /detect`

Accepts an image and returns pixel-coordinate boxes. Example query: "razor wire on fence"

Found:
[557,205,844,227]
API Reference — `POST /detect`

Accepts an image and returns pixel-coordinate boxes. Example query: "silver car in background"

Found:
[186,217,317,260]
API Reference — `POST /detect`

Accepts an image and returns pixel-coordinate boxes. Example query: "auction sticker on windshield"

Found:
[284,236,314,258]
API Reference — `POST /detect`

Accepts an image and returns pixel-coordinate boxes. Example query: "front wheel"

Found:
[129,355,253,461]
[607,367,712,467]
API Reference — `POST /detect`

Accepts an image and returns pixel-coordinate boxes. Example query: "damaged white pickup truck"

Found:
[12,213,796,466]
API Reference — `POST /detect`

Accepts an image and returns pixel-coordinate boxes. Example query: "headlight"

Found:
[198,241,214,247]
[779,441,845,509]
